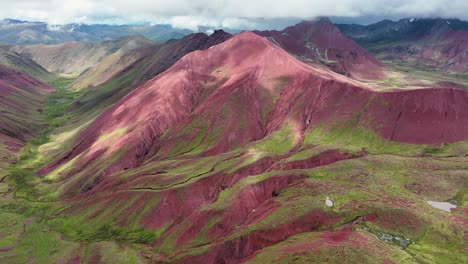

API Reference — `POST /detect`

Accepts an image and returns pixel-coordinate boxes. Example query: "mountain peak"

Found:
[210,29,230,38]
[287,17,336,31]
[254,18,383,79]
[0,18,26,25]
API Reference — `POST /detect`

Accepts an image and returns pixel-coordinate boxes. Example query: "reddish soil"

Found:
[174,174,305,247]
[66,257,81,264]
[175,210,343,263]
[270,149,367,171]
[0,245,15,252]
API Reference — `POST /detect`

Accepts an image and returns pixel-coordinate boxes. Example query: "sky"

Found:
[0,0,466,30]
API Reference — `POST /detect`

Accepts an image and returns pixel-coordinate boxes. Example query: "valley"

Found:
[0,17,466,264]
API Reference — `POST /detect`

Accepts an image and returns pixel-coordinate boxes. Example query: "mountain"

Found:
[11,35,154,77]
[0,18,192,45]
[0,46,53,81]
[32,32,467,263]
[0,18,27,25]
[59,30,232,135]
[71,30,232,90]
[255,18,384,80]
[0,17,466,263]
[337,18,468,43]
[0,65,51,174]
[337,18,468,73]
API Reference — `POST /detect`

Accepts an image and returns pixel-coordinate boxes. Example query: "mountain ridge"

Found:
[255,18,384,80]
[0,18,192,45]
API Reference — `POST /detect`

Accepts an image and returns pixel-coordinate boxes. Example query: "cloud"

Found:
[0,0,467,29]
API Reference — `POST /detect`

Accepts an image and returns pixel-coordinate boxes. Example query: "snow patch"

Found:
[47,25,62,31]
[427,201,456,212]
[410,18,415,22]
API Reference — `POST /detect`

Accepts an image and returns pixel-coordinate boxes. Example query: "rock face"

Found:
[255,18,384,80]
[338,18,468,73]
[40,31,468,198]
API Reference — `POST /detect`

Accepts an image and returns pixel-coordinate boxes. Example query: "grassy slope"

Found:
[162,124,466,263]
[7,107,466,263]
[0,63,52,189]
[0,76,150,263]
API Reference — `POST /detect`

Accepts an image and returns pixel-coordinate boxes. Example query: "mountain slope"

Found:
[11,35,154,77]
[0,65,51,174]
[71,30,232,90]
[36,31,465,206]
[41,32,468,181]
[255,18,384,80]
[24,30,232,184]
[0,46,53,81]
[28,32,468,264]
[47,30,233,144]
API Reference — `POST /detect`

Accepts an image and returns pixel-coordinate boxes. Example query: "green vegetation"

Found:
[304,122,438,156]
[48,218,156,244]
[250,123,297,155]
[0,75,157,263]
[45,77,82,125]
[246,231,415,264]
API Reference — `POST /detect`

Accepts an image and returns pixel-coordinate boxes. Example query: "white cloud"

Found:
[0,0,467,29]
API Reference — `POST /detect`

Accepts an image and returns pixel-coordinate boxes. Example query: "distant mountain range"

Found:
[0,18,192,45]
[2,17,468,46]
[337,18,468,73]
[336,18,468,43]
[255,18,383,79]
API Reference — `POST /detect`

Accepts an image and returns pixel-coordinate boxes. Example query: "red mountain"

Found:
[40,32,467,197]
[24,31,468,263]
[255,18,384,80]
[0,65,51,163]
